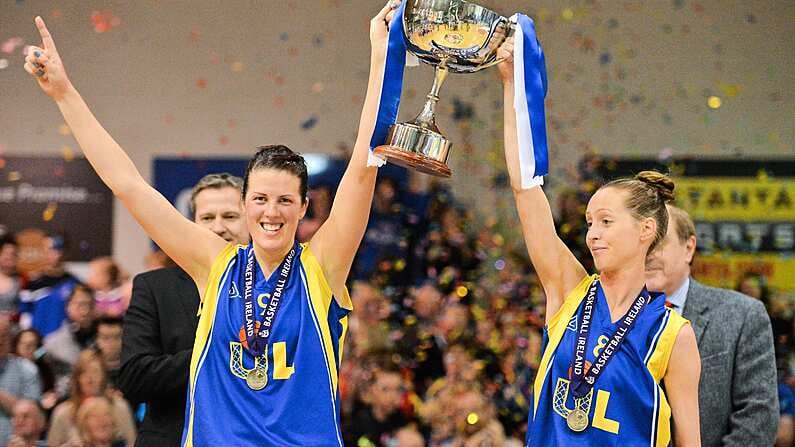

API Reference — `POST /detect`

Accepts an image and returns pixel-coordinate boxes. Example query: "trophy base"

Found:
[374,122,453,178]
[374,145,452,178]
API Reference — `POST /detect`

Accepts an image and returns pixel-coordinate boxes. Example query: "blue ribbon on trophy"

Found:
[367,0,408,167]
[512,14,549,189]
[368,0,549,187]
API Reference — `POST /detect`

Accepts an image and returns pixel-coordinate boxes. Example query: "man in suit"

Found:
[118,173,250,446]
[645,204,778,447]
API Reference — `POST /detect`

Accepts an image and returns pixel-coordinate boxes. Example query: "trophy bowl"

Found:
[374,0,514,177]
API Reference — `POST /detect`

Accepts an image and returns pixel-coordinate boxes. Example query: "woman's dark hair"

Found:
[242,145,308,203]
[599,170,675,253]
[12,328,43,354]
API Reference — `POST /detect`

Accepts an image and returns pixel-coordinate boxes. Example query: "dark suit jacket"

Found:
[118,267,200,447]
[682,279,778,447]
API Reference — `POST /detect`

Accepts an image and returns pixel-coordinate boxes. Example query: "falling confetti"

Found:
[1,37,24,54]
[562,8,574,20]
[190,27,201,44]
[91,11,121,34]
[311,82,324,93]
[61,146,74,161]
[42,202,57,221]
[195,78,207,89]
[58,124,71,136]
[707,96,722,109]
[219,135,229,145]
[300,116,318,130]
[0,59,8,70]
[312,35,324,48]
[230,62,244,72]
[8,171,21,181]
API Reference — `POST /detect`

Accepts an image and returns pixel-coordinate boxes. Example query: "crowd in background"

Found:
[0,156,792,446]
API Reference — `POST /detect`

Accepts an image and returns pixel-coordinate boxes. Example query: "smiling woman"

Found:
[24,1,402,445]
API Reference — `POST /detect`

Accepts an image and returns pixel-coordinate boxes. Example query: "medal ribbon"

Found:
[242,241,299,357]
[571,279,649,398]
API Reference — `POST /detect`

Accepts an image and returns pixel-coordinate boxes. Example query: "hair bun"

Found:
[635,170,675,203]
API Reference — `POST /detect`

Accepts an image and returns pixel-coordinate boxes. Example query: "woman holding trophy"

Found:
[23,1,401,445]
[495,26,702,447]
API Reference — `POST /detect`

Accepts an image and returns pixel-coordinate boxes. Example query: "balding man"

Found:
[645,205,778,447]
[8,400,46,447]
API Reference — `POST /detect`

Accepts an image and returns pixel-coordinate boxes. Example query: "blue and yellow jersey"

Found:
[526,275,688,447]
[181,243,351,447]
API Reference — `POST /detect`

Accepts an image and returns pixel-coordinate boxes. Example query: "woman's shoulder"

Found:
[51,400,75,419]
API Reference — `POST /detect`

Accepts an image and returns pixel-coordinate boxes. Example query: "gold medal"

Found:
[566,408,588,432]
[245,368,268,391]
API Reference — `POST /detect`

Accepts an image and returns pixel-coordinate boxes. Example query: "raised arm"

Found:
[310,1,398,297]
[497,39,586,319]
[24,17,226,290]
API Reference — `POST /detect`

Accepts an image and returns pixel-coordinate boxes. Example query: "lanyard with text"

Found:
[571,279,649,398]
[242,241,298,357]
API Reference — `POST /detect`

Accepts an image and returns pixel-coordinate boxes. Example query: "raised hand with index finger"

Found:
[24,16,72,100]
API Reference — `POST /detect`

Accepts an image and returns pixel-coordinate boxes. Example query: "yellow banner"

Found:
[674,177,795,221]
[692,253,795,292]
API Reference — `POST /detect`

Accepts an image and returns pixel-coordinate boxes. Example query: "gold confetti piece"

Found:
[61,145,74,161]
[43,202,57,221]
[394,259,406,271]
[707,96,721,109]
[58,124,71,136]
[719,83,741,97]
[8,171,21,181]
[456,286,468,297]
[562,8,574,20]
[231,61,244,72]
[467,413,479,425]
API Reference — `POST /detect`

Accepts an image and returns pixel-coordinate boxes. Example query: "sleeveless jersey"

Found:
[526,275,688,447]
[181,243,351,447]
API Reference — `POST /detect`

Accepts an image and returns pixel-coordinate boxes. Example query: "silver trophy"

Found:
[374,0,515,177]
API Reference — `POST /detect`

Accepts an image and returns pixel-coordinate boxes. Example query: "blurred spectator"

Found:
[85,258,131,318]
[737,273,793,354]
[355,177,415,282]
[297,185,332,242]
[399,282,445,395]
[13,329,60,411]
[392,426,425,447]
[0,235,21,313]
[7,399,46,447]
[66,396,127,447]
[19,235,80,338]
[454,389,506,447]
[348,281,393,358]
[44,286,96,367]
[48,350,135,447]
[0,315,42,445]
[93,318,123,387]
[343,363,416,447]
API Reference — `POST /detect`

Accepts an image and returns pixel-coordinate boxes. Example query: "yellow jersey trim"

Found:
[183,244,238,447]
[533,274,598,415]
[299,244,350,395]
